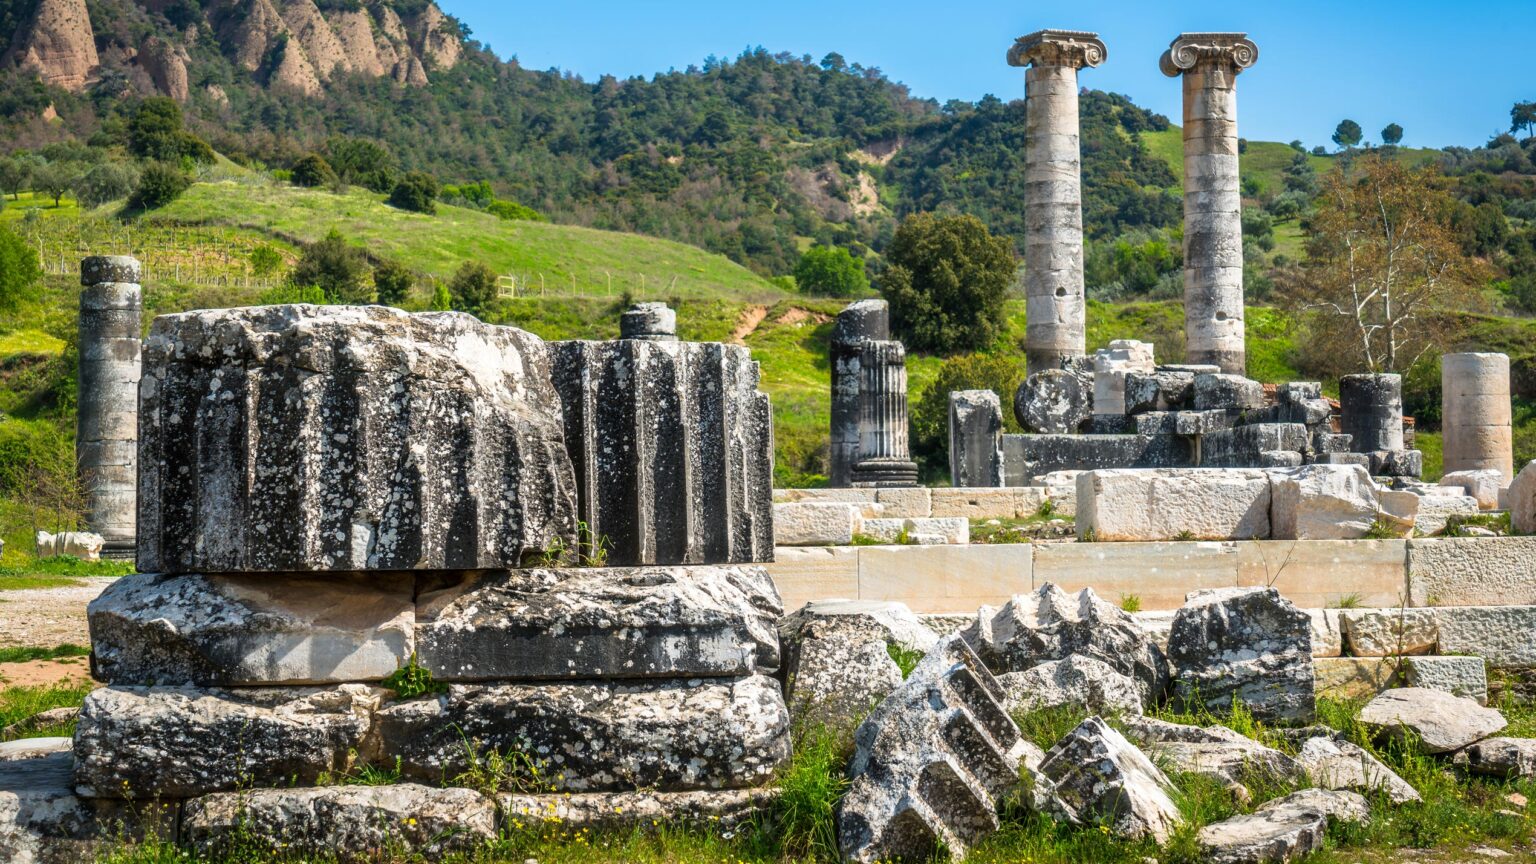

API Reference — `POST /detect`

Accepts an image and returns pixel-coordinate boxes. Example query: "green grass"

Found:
[1139,130,1439,200]
[0,680,91,740]
[0,190,79,220]
[0,329,66,356]
[0,556,134,591]
[0,643,89,664]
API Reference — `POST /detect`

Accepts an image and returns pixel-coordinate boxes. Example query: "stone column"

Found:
[1339,373,1404,453]
[1009,30,1105,376]
[949,390,1005,487]
[829,299,889,486]
[78,256,141,557]
[851,340,920,487]
[1442,352,1514,481]
[619,301,677,341]
[1161,33,1258,375]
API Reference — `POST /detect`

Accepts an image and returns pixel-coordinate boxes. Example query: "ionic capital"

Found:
[1008,29,1107,70]
[1159,32,1258,77]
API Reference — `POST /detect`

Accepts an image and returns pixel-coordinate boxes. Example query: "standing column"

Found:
[1339,373,1404,453]
[949,390,1005,487]
[829,299,889,486]
[1442,353,1514,481]
[851,340,919,487]
[1009,30,1106,376]
[78,256,142,558]
[1161,33,1258,375]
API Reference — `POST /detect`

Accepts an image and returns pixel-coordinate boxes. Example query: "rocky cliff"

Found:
[1,0,463,99]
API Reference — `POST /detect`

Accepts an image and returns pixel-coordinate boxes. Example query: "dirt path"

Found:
[729,304,769,344]
[0,578,115,649]
[0,656,92,688]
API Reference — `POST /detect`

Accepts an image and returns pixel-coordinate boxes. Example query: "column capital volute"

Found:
[1008,29,1106,70]
[1159,32,1258,77]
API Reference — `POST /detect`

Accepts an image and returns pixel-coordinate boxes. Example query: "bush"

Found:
[485,199,546,221]
[248,244,284,277]
[72,162,136,208]
[879,213,1016,353]
[910,353,1025,476]
[324,135,396,192]
[126,97,213,164]
[290,154,337,188]
[126,162,189,210]
[0,224,42,311]
[373,258,414,306]
[449,261,499,316]
[793,245,868,297]
[256,284,327,305]
[388,171,439,214]
[289,229,371,304]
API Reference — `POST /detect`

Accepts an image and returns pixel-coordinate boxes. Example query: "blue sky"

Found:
[437,0,1535,150]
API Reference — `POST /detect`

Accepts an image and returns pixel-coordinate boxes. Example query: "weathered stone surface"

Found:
[1433,606,1536,667]
[499,789,775,832]
[1402,656,1488,705]
[1511,461,1536,534]
[1003,432,1193,479]
[1122,717,1303,794]
[930,487,1048,519]
[1194,373,1265,411]
[779,600,937,728]
[1413,493,1481,535]
[1442,353,1514,480]
[1295,737,1420,803]
[1197,801,1324,864]
[552,337,773,565]
[618,301,677,341]
[379,675,788,791]
[1257,788,1370,824]
[77,257,141,552]
[1439,469,1504,510]
[830,300,889,487]
[183,785,494,861]
[838,636,1034,863]
[1452,737,1536,779]
[1169,587,1314,724]
[1312,658,1399,702]
[1408,538,1536,607]
[1269,464,1411,540]
[415,565,781,681]
[1358,687,1506,754]
[963,583,1170,704]
[33,531,102,561]
[1039,716,1182,842]
[73,685,385,798]
[999,655,1144,716]
[1307,609,1344,658]
[0,738,70,762]
[774,502,859,546]
[1016,369,1090,434]
[1340,374,1404,454]
[949,390,1005,487]
[88,572,414,685]
[1076,468,1271,541]
[1,751,163,864]
[1339,609,1438,657]
[1125,368,1199,413]
[859,517,969,545]
[138,305,577,573]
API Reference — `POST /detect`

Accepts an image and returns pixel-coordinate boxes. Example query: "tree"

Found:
[31,163,77,206]
[125,97,210,164]
[249,244,283,277]
[429,281,452,311]
[290,154,337,188]
[1332,119,1363,150]
[127,162,190,210]
[0,224,42,311]
[73,163,136,208]
[879,213,1016,353]
[388,171,438,214]
[1281,154,1489,374]
[1381,123,1404,146]
[289,229,371,303]
[325,136,396,192]
[373,258,414,306]
[1511,101,1536,138]
[0,157,29,200]
[909,353,1025,475]
[792,245,868,297]
[449,261,499,316]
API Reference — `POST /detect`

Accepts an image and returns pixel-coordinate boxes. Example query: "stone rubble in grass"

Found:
[1358,687,1507,755]
[1038,716,1183,843]
[1452,737,1536,779]
[837,635,1037,864]
[497,789,776,833]
[1167,587,1315,724]
[1,751,165,864]
[1439,469,1506,510]
[1198,789,1370,864]
[962,583,1170,705]
[34,530,104,561]
[779,600,938,730]
[997,654,1145,716]
[1120,717,1304,800]
[1294,736,1421,804]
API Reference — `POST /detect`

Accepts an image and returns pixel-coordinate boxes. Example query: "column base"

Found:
[100,539,137,561]
[850,458,920,488]
[1186,349,1246,377]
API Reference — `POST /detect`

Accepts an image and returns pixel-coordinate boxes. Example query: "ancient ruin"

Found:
[827,299,919,487]
[76,256,142,558]
[1442,352,1515,481]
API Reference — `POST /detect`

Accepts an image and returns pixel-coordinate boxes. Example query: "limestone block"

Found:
[1452,737,1536,779]
[1359,687,1506,754]
[1168,587,1314,724]
[858,517,968,545]
[33,531,103,561]
[948,390,1005,488]
[1307,609,1344,658]
[498,789,775,833]
[1295,737,1419,803]
[1040,716,1182,843]
[1015,369,1090,434]
[931,487,1047,519]
[1,751,164,864]
[138,306,577,573]
[1193,373,1265,411]
[773,488,877,505]
[1197,801,1325,864]
[1269,464,1408,540]
[1092,341,1155,416]
[1339,609,1439,657]
[857,544,1034,613]
[73,685,387,798]
[1122,717,1304,794]
[1124,368,1198,413]
[1407,537,1536,607]
[1439,469,1504,510]
[552,337,773,566]
[837,636,1033,862]
[964,583,1170,703]
[1003,432,1193,479]
[873,487,933,518]
[1402,656,1488,704]
[88,572,414,686]
[773,503,858,546]
[1413,494,1480,535]
[415,566,781,681]
[1432,606,1536,667]
[1076,468,1271,541]
[1312,658,1397,702]
[999,655,1144,716]
[379,675,789,791]
[763,546,859,610]
[1509,460,1536,534]
[780,601,936,728]
[1036,541,1239,611]
[183,785,495,861]
[0,738,70,762]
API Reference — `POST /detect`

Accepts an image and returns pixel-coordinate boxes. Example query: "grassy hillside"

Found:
[1139,128,1439,197]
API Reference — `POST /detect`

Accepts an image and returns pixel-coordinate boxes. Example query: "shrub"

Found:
[248,244,284,277]
[126,162,189,210]
[879,213,1016,353]
[0,224,43,311]
[388,170,439,214]
[324,135,396,192]
[449,261,499,316]
[289,229,371,303]
[485,198,545,222]
[257,284,327,305]
[909,353,1025,476]
[373,258,414,306]
[793,245,868,297]
[290,153,336,188]
[72,162,137,208]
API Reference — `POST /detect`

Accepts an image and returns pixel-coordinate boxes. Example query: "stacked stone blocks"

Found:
[77,256,142,557]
